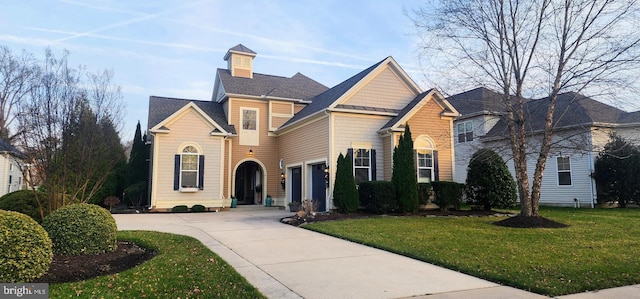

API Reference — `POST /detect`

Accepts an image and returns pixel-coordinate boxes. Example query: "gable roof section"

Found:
[148,96,236,135]
[379,89,459,132]
[215,69,328,102]
[446,87,506,117]
[0,139,24,158]
[483,92,626,139]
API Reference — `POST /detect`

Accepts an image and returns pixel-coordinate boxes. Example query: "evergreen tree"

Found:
[392,124,418,213]
[125,121,149,208]
[594,133,640,207]
[332,153,358,213]
[466,148,517,210]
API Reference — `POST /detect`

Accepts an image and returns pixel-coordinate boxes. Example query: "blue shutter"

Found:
[174,154,180,190]
[433,150,439,181]
[198,155,205,190]
[371,149,376,181]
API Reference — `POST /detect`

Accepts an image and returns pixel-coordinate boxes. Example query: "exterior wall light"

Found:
[280,172,286,190]
[324,164,330,187]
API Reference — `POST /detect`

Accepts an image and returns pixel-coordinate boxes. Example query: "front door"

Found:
[291,167,302,204]
[311,163,327,211]
[235,161,262,205]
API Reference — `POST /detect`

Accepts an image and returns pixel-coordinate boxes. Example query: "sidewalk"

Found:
[113,207,638,299]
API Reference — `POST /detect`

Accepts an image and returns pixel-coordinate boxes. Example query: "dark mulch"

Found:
[34,241,157,284]
[281,209,515,226]
[493,215,569,228]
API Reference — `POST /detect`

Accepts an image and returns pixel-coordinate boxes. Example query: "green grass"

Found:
[305,207,640,297]
[50,231,266,299]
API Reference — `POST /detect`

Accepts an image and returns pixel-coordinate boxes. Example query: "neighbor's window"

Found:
[181,146,199,188]
[353,148,371,185]
[557,156,572,186]
[242,109,257,130]
[457,121,473,143]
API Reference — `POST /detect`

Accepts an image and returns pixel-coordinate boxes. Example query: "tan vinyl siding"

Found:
[279,116,330,165]
[333,113,388,181]
[228,98,279,199]
[406,99,455,181]
[271,116,290,129]
[294,104,306,113]
[270,101,294,130]
[343,67,416,110]
[382,135,392,181]
[271,102,293,114]
[152,108,224,209]
[233,68,251,78]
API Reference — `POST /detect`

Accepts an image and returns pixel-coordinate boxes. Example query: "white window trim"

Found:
[416,149,434,183]
[556,156,572,186]
[239,107,259,146]
[180,146,200,191]
[457,121,474,143]
[353,148,371,184]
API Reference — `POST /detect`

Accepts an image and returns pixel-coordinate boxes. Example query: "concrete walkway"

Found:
[113,207,639,299]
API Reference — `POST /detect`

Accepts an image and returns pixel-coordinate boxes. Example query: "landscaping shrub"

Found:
[333,153,359,213]
[0,210,52,282]
[392,124,419,213]
[41,203,117,255]
[172,205,189,213]
[431,181,464,211]
[0,190,47,223]
[191,204,206,212]
[417,183,432,205]
[466,148,517,210]
[358,181,397,214]
[594,133,640,207]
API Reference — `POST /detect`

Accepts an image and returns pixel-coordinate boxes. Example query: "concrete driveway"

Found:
[113,207,637,299]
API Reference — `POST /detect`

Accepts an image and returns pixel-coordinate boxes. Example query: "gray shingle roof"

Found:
[228,44,256,55]
[148,96,236,134]
[279,57,388,129]
[217,69,328,101]
[446,87,505,116]
[0,139,23,157]
[483,92,627,138]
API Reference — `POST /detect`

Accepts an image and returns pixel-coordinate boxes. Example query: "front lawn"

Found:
[305,208,640,296]
[50,231,266,299]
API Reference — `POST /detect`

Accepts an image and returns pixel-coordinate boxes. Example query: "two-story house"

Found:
[147,44,459,212]
[0,138,25,196]
[448,87,640,207]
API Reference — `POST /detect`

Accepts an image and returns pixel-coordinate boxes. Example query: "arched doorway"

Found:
[235,161,263,205]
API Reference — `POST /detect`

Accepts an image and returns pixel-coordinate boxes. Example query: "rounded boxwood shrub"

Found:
[172,205,188,213]
[41,203,117,256]
[0,190,48,223]
[431,181,465,211]
[191,204,206,212]
[466,148,517,210]
[0,210,53,282]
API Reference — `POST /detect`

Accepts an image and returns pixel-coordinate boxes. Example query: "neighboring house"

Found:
[448,87,640,207]
[0,138,25,196]
[147,44,459,212]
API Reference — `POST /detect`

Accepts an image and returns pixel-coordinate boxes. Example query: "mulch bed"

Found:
[34,241,157,284]
[281,209,568,229]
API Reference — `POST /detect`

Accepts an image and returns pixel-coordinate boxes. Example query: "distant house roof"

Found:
[446,87,506,117]
[216,69,328,101]
[483,92,628,139]
[0,139,24,158]
[147,96,236,134]
[278,57,388,130]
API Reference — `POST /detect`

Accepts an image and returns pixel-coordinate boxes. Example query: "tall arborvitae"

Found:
[392,124,418,213]
[125,121,149,208]
[332,153,358,213]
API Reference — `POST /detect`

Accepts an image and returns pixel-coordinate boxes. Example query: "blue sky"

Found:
[1,0,438,142]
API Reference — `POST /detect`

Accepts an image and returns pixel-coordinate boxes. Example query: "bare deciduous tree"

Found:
[411,0,640,217]
[0,46,37,142]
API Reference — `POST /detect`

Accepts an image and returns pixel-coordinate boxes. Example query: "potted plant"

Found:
[288,201,301,212]
[265,194,273,207]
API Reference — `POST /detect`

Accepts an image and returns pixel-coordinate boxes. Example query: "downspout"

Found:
[325,109,332,211]
[588,150,596,208]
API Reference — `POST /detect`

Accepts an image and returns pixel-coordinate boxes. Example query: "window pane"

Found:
[458,133,466,143]
[243,110,256,130]
[182,154,198,170]
[466,132,474,141]
[458,123,464,133]
[354,149,370,166]
[557,157,570,171]
[182,172,197,187]
[558,172,571,185]
[465,122,473,131]
[354,168,369,185]
[418,169,432,182]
